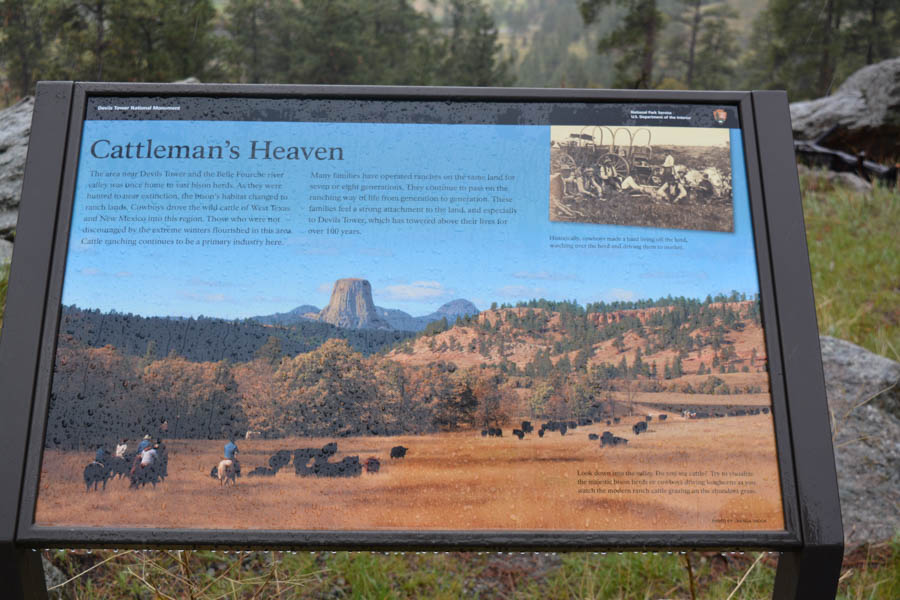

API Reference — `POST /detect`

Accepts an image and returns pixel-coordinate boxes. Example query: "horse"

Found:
[108,453,135,479]
[83,461,112,492]
[129,461,162,489]
[210,459,236,486]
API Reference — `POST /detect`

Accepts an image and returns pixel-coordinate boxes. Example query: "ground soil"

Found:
[35,412,784,532]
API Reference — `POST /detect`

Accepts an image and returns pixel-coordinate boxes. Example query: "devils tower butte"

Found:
[315,278,391,330]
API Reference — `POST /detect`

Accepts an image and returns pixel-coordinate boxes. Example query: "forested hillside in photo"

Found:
[49,293,768,449]
[2,0,897,107]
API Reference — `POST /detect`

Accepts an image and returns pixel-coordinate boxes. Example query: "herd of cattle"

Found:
[82,407,771,491]
[484,417,636,447]
[681,407,768,419]
[209,442,410,486]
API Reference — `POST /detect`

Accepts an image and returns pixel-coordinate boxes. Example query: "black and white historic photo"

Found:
[549,126,734,232]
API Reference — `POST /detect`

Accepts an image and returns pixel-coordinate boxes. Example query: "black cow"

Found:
[659,414,668,421]
[512,429,525,440]
[390,445,408,459]
[588,433,599,441]
[83,461,112,492]
[521,421,533,434]
[481,429,488,437]
[488,428,503,438]
[613,417,620,424]
[606,420,612,426]
[762,407,770,414]
[316,456,362,477]
[645,415,652,422]
[268,449,293,472]
[559,424,568,436]
[365,457,381,473]
[248,466,277,477]
[293,447,327,476]
[632,421,648,435]
[538,429,545,438]
[601,431,628,447]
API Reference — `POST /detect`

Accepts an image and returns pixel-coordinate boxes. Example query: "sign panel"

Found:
[29,94,787,535]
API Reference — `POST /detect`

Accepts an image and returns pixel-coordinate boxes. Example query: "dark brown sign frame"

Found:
[0,82,842,599]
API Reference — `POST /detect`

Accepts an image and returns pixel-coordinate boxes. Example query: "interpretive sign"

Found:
[0,83,841,599]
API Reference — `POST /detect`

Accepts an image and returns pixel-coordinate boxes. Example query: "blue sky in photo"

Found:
[62,120,759,319]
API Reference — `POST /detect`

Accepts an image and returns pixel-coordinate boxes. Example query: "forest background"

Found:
[2,0,900,107]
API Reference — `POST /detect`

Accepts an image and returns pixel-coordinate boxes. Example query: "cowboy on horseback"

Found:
[224,437,240,477]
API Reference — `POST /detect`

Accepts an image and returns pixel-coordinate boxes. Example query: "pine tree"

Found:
[579,0,663,88]
[438,0,514,86]
[742,0,853,100]
[0,0,52,97]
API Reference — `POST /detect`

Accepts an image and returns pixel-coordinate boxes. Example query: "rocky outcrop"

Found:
[315,278,391,330]
[0,96,32,263]
[820,336,900,546]
[790,57,900,161]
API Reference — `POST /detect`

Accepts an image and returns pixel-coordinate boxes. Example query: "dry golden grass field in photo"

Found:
[34,409,784,533]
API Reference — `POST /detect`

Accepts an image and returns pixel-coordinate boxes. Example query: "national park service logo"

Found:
[713,108,728,124]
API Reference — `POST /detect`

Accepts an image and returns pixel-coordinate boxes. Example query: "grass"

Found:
[7,175,900,596]
[801,173,900,361]
[38,541,900,599]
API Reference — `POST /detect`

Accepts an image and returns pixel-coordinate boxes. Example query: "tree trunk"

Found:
[638,0,658,89]
[686,0,702,88]
[817,0,835,96]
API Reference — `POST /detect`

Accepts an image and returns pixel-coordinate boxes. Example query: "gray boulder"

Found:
[790,57,900,161]
[0,96,33,241]
[0,239,12,264]
[796,164,873,194]
[820,335,900,546]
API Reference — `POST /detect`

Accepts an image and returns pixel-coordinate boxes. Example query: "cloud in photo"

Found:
[113,271,132,278]
[381,281,453,301]
[80,267,101,276]
[498,285,547,298]
[511,270,577,281]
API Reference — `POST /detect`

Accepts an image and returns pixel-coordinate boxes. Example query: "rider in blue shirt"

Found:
[137,434,152,453]
[224,439,240,476]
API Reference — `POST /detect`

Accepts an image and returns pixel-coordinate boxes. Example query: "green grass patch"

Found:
[42,546,900,599]
[801,174,900,361]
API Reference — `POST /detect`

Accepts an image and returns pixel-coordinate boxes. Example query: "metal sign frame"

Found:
[0,82,842,599]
